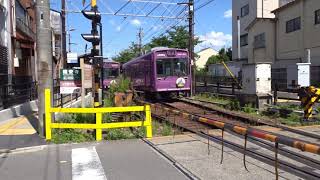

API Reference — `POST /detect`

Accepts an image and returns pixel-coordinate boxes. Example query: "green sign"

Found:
[60,69,81,81]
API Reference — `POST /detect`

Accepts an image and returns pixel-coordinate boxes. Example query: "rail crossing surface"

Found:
[150,134,319,180]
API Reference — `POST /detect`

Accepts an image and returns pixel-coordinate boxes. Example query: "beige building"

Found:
[232,0,280,61]
[195,48,217,69]
[233,0,320,89]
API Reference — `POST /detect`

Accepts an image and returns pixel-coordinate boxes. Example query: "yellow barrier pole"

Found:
[45,89,52,140]
[91,0,97,7]
[96,113,102,141]
[145,105,153,138]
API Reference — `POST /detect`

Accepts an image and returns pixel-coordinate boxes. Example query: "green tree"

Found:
[205,47,232,67]
[113,26,201,63]
[113,42,140,63]
[226,47,232,61]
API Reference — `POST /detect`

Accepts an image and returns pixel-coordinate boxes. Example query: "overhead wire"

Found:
[144,0,215,44]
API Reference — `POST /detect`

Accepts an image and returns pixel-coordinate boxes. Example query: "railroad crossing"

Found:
[1,0,320,180]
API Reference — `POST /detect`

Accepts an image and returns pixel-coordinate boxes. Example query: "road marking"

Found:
[0,117,36,135]
[72,147,107,180]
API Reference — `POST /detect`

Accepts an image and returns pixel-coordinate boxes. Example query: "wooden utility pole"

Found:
[36,0,53,136]
[61,0,67,67]
[188,0,195,96]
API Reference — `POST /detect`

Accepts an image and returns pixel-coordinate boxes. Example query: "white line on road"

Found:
[72,146,107,180]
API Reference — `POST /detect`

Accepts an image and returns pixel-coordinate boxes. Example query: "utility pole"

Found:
[61,0,67,67]
[137,27,143,55]
[188,0,195,96]
[68,32,71,52]
[36,0,53,136]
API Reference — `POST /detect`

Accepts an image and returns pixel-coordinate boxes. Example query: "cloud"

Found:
[151,25,163,31]
[196,31,232,51]
[130,19,141,26]
[116,26,121,32]
[109,20,115,25]
[224,9,232,18]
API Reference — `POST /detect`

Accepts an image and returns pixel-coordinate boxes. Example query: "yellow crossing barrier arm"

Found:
[221,61,242,88]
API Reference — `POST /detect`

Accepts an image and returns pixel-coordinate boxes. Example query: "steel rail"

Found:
[151,112,320,180]
[146,102,320,155]
[180,98,320,140]
[164,100,320,168]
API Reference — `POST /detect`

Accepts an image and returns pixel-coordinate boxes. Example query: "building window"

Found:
[241,4,249,17]
[254,33,266,49]
[286,17,301,33]
[315,9,320,25]
[240,34,248,47]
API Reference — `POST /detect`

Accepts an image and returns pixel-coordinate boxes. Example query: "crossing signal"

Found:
[81,10,101,22]
[81,34,100,44]
[81,8,101,57]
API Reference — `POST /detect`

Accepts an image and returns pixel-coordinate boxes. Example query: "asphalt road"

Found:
[0,139,188,180]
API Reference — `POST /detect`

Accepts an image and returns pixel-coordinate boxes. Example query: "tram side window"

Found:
[157,60,172,77]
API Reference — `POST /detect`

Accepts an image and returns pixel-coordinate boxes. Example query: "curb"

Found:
[0,145,48,157]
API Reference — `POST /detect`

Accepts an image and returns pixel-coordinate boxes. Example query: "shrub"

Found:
[228,100,241,111]
[242,103,256,114]
[51,129,94,144]
[108,76,131,95]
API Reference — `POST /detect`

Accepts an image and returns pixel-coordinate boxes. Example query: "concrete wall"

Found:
[0,93,93,123]
[274,0,320,68]
[248,19,276,64]
[208,61,245,77]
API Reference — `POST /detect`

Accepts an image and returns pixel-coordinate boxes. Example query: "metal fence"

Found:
[0,75,37,109]
[45,89,152,141]
[196,75,242,94]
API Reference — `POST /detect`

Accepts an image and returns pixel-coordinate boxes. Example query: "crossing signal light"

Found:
[81,34,100,44]
[81,10,101,22]
[81,8,101,57]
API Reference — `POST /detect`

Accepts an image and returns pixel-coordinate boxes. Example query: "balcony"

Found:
[16,17,35,40]
[15,0,35,40]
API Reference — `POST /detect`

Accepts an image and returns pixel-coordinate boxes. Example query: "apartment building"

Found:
[232,0,280,61]
[0,0,12,83]
[0,0,38,109]
[12,0,37,83]
[232,0,320,89]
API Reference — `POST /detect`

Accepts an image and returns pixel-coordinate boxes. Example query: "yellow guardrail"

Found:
[45,89,152,141]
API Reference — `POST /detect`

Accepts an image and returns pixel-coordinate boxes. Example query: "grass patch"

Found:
[242,103,257,114]
[161,122,174,136]
[51,129,95,144]
[279,113,302,126]
[194,93,232,105]
[104,128,136,140]
[193,93,320,126]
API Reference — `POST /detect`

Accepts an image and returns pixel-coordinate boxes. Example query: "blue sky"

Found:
[50,0,232,58]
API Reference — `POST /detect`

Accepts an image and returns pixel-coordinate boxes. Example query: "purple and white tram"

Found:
[102,59,120,88]
[123,47,191,97]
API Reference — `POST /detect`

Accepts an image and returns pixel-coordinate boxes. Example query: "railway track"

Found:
[137,99,320,180]
[180,97,320,141]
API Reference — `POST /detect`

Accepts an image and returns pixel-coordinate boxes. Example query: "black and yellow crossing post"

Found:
[300,86,320,120]
[81,0,102,107]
